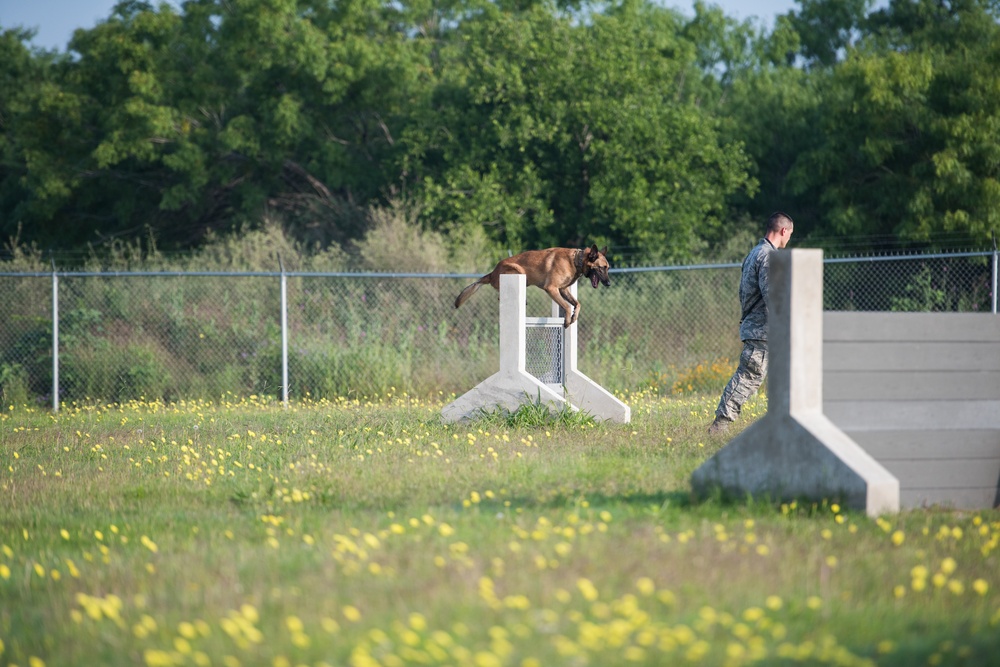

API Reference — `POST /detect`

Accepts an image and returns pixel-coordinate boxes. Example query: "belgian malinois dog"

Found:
[454,245,611,328]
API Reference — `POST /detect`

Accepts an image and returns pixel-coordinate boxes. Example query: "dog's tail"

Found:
[454,276,488,309]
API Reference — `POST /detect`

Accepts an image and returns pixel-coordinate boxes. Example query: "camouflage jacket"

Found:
[738,237,776,342]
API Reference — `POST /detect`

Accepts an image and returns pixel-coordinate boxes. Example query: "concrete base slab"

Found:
[691,411,899,516]
[441,370,573,422]
[565,369,631,423]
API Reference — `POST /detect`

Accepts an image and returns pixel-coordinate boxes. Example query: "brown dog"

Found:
[454,245,611,328]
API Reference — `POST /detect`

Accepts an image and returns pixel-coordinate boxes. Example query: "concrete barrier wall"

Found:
[823,311,1000,509]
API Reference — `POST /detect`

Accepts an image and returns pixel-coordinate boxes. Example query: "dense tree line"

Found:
[1,0,998,264]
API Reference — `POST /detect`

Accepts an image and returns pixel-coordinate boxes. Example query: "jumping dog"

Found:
[454,245,611,328]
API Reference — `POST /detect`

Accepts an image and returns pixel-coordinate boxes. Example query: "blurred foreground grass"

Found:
[1,391,998,667]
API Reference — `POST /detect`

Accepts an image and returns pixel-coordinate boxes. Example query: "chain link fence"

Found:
[1,251,996,408]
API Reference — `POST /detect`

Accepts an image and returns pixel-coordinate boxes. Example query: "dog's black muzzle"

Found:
[587,268,611,288]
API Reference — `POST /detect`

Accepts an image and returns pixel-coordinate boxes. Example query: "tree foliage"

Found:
[400,1,754,261]
[782,0,1000,248]
[1,0,999,262]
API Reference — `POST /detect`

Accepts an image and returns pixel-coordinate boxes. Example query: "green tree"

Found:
[0,0,440,252]
[686,4,808,242]
[785,0,1000,249]
[786,0,874,67]
[402,0,755,262]
[0,28,54,245]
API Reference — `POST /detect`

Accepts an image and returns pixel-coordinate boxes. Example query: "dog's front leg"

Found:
[544,287,576,328]
[558,288,580,328]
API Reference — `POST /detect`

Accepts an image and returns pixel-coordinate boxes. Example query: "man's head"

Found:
[766,211,794,249]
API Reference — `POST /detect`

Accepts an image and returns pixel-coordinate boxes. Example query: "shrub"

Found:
[260,339,413,400]
[642,358,736,397]
[670,358,735,395]
[0,363,31,406]
[116,344,175,402]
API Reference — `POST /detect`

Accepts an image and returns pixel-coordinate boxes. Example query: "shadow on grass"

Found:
[492,490,696,511]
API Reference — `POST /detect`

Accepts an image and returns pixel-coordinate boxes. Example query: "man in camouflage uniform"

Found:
[709,212,794,435]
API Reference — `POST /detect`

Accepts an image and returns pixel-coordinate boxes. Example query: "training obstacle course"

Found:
[442,274,630,423]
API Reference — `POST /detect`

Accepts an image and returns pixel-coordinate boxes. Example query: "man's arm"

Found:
[758,251,771,312]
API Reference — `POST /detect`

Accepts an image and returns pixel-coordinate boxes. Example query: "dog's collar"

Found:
[575,249,586,275]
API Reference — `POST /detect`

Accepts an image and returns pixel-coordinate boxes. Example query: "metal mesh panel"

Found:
[55,275,277,403]
[525,323,564,385]
[823,253,994,312]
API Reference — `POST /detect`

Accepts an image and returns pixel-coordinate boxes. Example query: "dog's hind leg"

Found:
[488,264,526,291]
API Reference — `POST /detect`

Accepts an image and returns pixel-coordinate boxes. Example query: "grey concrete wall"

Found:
[823,311,1000,509]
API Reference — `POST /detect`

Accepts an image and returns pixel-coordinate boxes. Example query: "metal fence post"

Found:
[992,248,998,315]
[51,258,59,413]
[992,234,998,314]
[280,256,289,408]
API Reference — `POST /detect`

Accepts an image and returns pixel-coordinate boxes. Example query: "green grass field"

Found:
[1,392,998,667]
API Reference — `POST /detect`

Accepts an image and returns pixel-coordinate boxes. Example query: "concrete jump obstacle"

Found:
[442,274,630,423]
[692,248,1000,515]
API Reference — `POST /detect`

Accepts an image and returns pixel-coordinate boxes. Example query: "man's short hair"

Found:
[767,211,794,233]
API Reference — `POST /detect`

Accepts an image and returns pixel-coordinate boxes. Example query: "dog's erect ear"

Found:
[600,246,608,256]
[588,244,599,259]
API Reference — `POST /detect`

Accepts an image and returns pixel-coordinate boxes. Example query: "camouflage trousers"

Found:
[715,339,768,423]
